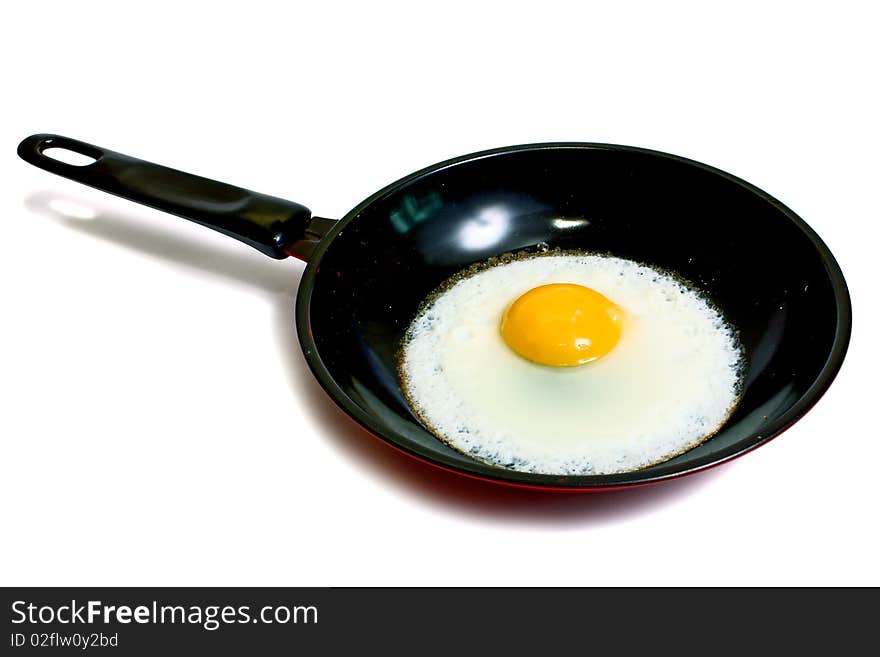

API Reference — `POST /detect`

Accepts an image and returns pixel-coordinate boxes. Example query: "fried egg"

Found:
[400,254,744,475]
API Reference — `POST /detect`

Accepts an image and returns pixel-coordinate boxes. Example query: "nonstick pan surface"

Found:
[18,135,851,491]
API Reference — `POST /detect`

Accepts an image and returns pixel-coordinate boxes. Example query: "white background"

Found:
[2,1,877,586]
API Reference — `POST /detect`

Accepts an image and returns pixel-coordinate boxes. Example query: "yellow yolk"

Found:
[500,283,624,366]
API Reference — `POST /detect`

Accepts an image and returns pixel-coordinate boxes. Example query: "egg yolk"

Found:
[500,283,624,366]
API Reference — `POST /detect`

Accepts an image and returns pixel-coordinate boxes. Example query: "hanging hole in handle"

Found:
[42,147,98,166]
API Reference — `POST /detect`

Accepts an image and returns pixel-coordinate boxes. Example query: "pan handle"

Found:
[17,133,325,260]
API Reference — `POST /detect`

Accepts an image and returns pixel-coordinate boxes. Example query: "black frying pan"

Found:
[18,134,851,491]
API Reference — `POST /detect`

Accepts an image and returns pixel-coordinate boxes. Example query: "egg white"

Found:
[400,254,744,475]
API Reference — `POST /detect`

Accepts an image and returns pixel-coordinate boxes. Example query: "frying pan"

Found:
[18,133,851,491]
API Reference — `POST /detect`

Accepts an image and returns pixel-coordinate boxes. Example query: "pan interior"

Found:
[302,145,846,487]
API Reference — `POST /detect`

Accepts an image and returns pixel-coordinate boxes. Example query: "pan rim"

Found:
[294,142,852,490]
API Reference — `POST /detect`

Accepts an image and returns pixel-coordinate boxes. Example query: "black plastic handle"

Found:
[18,133,322,259]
